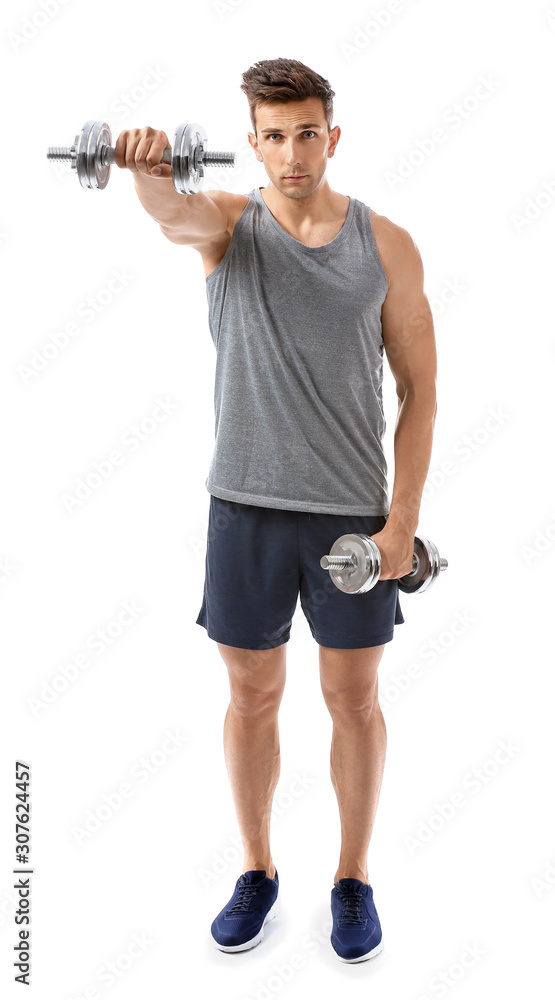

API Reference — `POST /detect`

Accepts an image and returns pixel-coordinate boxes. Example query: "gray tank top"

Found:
[204,186,390,515]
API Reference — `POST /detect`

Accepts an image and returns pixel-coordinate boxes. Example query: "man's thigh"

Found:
[319,644,385,710]
[217,642,287,704]
[196,496,300,650]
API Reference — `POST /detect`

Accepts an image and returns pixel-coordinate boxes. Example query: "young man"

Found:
[117,57,437,963]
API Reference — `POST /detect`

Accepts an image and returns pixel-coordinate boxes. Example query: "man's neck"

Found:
[260,180,344,230]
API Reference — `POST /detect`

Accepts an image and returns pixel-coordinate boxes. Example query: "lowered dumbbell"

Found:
[46,119,236,194]
[320,534,447,595]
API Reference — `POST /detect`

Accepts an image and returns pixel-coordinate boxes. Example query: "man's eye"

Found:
[268,131,315,140]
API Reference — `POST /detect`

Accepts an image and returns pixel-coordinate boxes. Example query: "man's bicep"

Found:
[380,229,437,400]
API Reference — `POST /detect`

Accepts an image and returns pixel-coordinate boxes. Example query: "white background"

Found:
[1,0,554,996]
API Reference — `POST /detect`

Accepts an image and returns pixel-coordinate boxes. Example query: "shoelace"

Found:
[336,884,364,924]
[227,877,262,914]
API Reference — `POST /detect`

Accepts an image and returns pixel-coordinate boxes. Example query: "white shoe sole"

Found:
[333,937,384,963]
[211,893,280,953]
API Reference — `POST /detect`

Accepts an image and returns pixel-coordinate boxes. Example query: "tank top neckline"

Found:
[252,186,355,254]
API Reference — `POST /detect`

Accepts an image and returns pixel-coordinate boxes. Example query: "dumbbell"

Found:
[320,534,448,595]
[46,119,236,194]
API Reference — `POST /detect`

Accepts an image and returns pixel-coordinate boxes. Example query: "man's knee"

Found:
[319,645,384,717]
[218,642,286,715]
[229,685,283,717]
[323,684,379,718]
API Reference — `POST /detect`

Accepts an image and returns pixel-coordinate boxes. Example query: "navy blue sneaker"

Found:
[211,869,280,952]
[330,877,383,962]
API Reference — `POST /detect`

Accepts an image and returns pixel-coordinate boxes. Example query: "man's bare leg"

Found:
[319,644,386,884]
[217,642,287,880]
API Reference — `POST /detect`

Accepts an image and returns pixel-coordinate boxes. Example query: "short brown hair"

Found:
[240,58,335,137]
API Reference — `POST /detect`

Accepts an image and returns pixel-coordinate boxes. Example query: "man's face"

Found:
[248,98,340,199]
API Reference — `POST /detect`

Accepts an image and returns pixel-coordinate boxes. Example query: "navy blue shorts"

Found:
[195,495,405,650]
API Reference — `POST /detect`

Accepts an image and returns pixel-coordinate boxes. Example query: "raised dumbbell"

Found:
[320,534,448,595]
[46,119,236,194]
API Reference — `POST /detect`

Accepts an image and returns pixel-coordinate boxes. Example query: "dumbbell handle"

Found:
[103,146,171,166]
[103,146,234,167]
[320,550,448,574]
[47,142,233,168]
[320,552,420,573]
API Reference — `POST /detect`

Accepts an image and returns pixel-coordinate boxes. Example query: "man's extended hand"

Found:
[370,526,415,581]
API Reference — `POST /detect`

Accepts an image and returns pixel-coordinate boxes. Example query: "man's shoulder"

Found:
[368,209,423,281]
[203,189,252,232]
[369,209,413,249]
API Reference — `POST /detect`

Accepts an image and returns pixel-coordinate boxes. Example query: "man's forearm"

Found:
[133,174,229,241]
[386,390,437,535]
[132,173,191,228]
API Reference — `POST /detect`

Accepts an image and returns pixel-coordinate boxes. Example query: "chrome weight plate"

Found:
[398,536,441,594]
[322,533,381,594]
[171,122,207,194]
[75,120,112,190]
